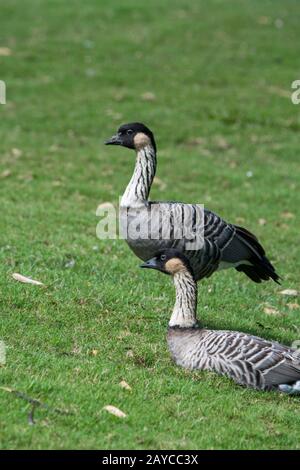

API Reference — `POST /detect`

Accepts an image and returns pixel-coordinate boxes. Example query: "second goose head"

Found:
[105,122,156,153]
[141,249,198,329]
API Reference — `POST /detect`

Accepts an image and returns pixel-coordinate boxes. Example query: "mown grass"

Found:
[0,0,300,449]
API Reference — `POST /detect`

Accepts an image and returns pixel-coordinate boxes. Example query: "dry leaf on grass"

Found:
[119,380,132,391]
[214,136,230,150]
[12,273,44,286]
[258,218,267,226]
[0,47,12,56]
[277,222,289,230]
[52,180,62,187]
[1,169,11,178]
[287,303,299,310]
[11,148,22,158]
[279,289,298,297]
[280,211,295,220]
[141,92,156,101]
[263,306,281,316]
[103,405,127,418]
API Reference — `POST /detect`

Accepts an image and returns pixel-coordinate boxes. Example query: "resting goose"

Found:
[105,122,280,284]
[141,250,300,393]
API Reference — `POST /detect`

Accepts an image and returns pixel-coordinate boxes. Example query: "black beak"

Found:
[105,133,122,146]
[140,257,159,270]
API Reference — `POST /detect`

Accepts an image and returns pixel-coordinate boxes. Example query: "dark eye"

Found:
[127,129,133,135]
[160,254,166,261]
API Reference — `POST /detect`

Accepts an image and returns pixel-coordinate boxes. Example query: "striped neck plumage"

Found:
[169,270,198,328]
[121,145,156,207]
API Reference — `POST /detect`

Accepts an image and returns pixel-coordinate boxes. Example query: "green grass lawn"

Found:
[1,0,300,450]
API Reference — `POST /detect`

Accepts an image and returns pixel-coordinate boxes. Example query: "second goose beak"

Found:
[140,258,159,270]
[105,133,122,146]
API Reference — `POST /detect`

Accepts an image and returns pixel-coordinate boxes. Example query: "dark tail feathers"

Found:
[234,225,281,284]
[236,257,281,284]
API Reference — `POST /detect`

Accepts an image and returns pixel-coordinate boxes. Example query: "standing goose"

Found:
[105,122,280,284]
[141,250,300,393]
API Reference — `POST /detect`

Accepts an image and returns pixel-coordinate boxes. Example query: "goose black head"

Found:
[141,250,193,277]
[105,122,156,152]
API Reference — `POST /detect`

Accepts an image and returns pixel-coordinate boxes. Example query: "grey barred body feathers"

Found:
[167,326,300,391]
